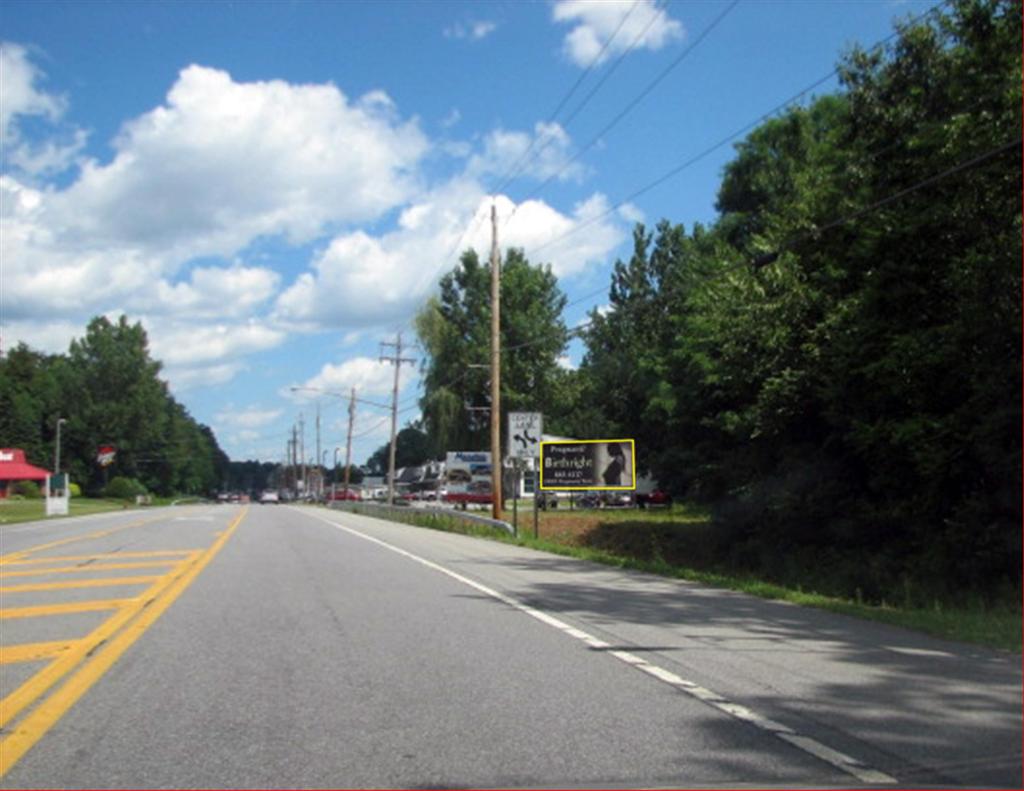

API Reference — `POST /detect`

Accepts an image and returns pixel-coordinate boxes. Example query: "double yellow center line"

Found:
[0,507,247,777]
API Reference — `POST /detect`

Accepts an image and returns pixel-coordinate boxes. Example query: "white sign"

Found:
[508,412,543,460]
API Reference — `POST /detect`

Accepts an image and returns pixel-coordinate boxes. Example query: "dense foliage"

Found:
[414,248,571,455]
[0,316,230,496]
[414,0,1020,604]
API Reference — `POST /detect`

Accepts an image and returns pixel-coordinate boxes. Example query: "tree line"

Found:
[0,316,230,497]
[409,0,1021,603]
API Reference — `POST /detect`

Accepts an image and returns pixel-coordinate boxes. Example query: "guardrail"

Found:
[326,500,515,536]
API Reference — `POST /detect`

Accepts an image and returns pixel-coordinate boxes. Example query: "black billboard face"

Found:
[540,440,635,490]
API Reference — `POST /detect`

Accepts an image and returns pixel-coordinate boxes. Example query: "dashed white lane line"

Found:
[303,509,896,785]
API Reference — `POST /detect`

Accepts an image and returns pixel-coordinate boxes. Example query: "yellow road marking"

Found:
[0,599,132,619]
[0,507,247,776]
[0,561,183,578]
[0,517,163,563]
[1,550,200,567]
[0,576,160,593]
[1,641,78,665]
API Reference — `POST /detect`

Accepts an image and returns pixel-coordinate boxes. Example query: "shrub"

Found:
[11,480,41,498]
[69,482,82,497]
[103,476,147,500]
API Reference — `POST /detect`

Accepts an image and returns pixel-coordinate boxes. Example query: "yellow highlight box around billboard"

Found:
[539,438,636,491]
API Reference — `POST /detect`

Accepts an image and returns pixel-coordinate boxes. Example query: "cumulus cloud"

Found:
[467,121,585,184]
[1,48,634,393]
[444,20,498,41]
[467,193,630,279]
[0,59,430,384]
[0,43,64,141]
[214,406,284,430]
[0,43,86,177]
[43,65,428,262]
[291,357,400,399]
[273,186,630,330]
[140,265,281,319]
[148,321,285,367]
[553,0,683,67]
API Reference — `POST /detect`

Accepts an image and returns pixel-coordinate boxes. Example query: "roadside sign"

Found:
[96,446,116,467]
[539,439,636,490]
[508,412,543,459]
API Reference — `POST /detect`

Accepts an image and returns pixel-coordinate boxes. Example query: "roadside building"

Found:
[0,449,51,499]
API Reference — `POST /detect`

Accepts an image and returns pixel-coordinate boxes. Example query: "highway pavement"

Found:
[1,504,1020,788]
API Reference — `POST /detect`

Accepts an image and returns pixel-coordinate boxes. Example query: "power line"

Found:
[522,0,952,261]
[511,0,741,217]
[493,0,644,197]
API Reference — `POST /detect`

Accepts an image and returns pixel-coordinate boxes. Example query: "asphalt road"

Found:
[1,504,1020,788]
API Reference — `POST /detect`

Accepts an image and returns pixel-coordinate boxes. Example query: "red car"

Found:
[637,489,672,508]
[326,488,361,501]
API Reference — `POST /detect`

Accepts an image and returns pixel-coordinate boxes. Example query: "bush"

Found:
[103,476,147,500]
[69,482,82,497]
[11,480,41,498]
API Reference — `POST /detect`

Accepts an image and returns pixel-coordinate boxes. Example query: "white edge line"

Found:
[301,508,897,785]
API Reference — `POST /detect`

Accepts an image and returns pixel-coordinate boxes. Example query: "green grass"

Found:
[0,497,137,525]
[348,503,1022,654]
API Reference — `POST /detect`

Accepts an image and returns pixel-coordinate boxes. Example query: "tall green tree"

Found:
[0,315,231,497]
[366,425,432,472]
[415,248,569,455]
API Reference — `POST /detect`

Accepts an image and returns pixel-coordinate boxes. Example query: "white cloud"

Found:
[0,43,86,178]
[1,49,634,391]
[160,361,246,391]
[39,65,427,263]
[214,406,284,430]
[470,193,629,279]
[0,59,430,387]
[467,121,585,184]
[291,357,400,400]
[444,20,498,41]
[441,108,462,129]
[149,321,285,367]
[140,265,281,319]
[0,43,64,142]
[273,186,629,330]
[553,0,683,67]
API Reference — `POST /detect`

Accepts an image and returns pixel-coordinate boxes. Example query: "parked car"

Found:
[326,488,361,501]
[259,490,280,504]
[636,489,672,509]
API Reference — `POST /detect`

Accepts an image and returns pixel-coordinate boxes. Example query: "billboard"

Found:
[539,439,636,490]
[445,451,493,503]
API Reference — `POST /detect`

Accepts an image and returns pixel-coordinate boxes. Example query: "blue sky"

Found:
[1,0,933,467]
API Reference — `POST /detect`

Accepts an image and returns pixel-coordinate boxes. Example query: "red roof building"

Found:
[0,448,51,498]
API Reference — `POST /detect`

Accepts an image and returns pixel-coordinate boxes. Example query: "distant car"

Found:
[326,488,361,501]
[259,490,280,504]
[637,489,672,509]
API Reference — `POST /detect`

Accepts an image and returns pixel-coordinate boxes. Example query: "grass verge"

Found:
[0,497,138,525]
[341,503,1021,654]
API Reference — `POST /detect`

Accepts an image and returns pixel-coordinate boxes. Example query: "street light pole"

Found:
[54,417,67,475]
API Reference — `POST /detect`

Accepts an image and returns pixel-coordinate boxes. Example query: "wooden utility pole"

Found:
[315,402,321,499]
[343,387,356,493]
[489,202,502,520]
[298,414,306,499]
[380,333,416,505]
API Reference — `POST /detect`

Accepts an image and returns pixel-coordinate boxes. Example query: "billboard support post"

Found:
[533,473,539,539]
